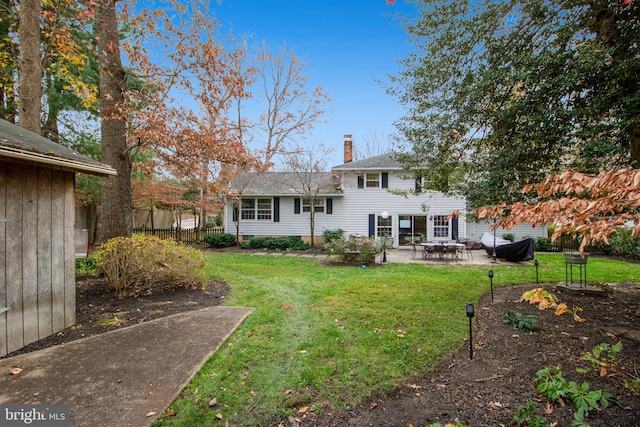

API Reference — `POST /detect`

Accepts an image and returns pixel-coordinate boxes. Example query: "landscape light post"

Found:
[488,269,494,302]
[466,302,475,360]
[381,211,389,263]
[534,259,539,284]
[492,217,497,263]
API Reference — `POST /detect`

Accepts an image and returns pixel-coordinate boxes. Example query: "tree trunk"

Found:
[96,0,132,242]
[309,209,315,248]
[18,0,42,133]
[0,0,17,122]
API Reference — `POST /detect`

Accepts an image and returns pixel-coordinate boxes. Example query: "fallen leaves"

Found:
[9,367,23,375]
[520,288,585,322]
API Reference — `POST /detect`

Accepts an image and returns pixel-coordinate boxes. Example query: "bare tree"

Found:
[254,44,330,165]
[282,143,337,247]
[353,129,393,161]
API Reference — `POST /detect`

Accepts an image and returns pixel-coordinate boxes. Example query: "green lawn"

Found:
[153,253,640,426]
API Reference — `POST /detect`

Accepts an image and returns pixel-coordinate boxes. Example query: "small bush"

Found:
[75,256,98,276]
[204,233,236,248]
[325,236,381,263]
[94,234,207,297]
[502,232,515,242]
[502,310,538,332]
[534,237,553,252]
[322,228,345,244]
[243,236,309,251]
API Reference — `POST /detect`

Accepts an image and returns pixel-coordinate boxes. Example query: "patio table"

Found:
[421,242,465,261]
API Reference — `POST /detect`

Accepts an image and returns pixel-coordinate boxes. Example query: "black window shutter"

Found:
[326,198,333,214]
[273,197,280,222]
[382,172,389,188]
[294,197,301,214]
[232,202,238,222]
[451,217,459,241]
[368,214,375,237]
[357,175,364,188]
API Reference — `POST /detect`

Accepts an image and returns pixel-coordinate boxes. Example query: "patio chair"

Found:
[423,243,434,259]
[465,240,475,260]
[445,244,459,261]
[411,242,418,259]
[431,243,445,260]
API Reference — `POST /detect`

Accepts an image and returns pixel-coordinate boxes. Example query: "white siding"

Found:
[466,220,548,242]
[225,170,467,246]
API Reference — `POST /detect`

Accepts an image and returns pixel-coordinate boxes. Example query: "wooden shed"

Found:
[0,119,116,357]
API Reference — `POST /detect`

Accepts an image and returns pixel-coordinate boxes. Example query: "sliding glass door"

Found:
[398,215,428,245]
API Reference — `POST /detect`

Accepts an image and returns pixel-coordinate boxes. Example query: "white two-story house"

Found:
[223,136,467,247]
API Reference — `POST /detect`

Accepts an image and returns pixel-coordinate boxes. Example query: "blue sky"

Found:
[212,0,416,167]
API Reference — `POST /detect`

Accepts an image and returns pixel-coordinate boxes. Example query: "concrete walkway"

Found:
[0,306,253,427]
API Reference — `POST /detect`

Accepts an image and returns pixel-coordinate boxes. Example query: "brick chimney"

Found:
[343,134,353,163]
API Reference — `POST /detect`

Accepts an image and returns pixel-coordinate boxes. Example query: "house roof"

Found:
[229,172,342,196]
[0,119,117,176]
[331,152,403,171]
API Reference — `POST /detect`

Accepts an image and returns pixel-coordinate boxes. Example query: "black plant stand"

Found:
[564,251,588,288]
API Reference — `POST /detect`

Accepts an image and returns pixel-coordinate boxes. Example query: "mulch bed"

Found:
[1,276,229,359]
[306,281,640,427]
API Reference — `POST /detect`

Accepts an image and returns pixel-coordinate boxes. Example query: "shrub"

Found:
[204,232,236,248]
[325,236,381,263]
[534,237,553,252]
[606,227,640,258]
[94,234,207,297]
[322,228,345,244]
[242,236,309,251]
[502,232,515,242]
[75,256,98,276]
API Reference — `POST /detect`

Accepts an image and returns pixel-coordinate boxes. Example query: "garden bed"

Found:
[307,281,640,427]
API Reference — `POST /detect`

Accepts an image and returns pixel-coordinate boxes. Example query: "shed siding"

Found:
[0,161,75,357]
[37,168,53,339]
[224,170,467,245]
[0,166,6,356]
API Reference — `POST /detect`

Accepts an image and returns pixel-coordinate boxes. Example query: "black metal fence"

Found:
[133,226,224,244]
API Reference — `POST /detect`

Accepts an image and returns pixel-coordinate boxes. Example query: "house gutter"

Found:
[0,146,117,177]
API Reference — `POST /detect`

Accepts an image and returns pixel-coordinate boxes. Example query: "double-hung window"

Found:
[241,198,272,220]
[358,172,388,189]
[365,173,380,188]
[302,198,324,213]
[257,198,272,220]
[241,199,255,220]
[433,215,449,238]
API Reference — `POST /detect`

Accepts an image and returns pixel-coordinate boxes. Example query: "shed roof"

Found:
[331,152,402,171]
[0,119,116,176]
